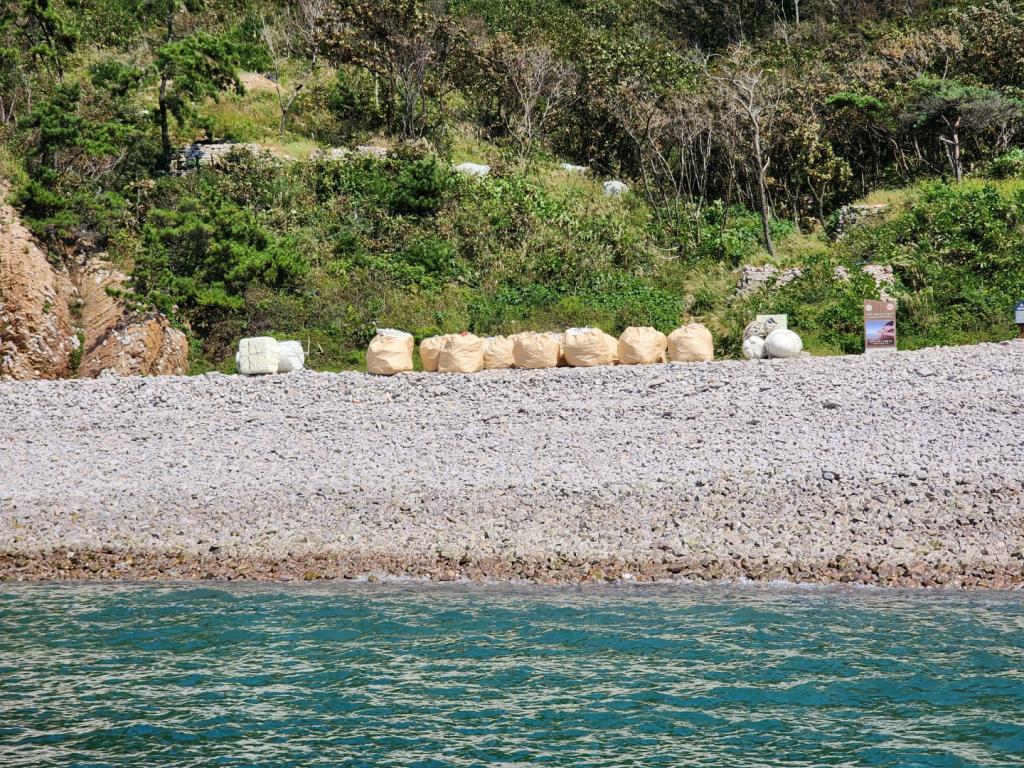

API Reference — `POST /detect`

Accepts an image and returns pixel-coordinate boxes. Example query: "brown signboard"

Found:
[864,299,896,352]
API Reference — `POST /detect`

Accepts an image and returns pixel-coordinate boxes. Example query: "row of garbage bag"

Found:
[235,320,804,376]
[366,325,716,375]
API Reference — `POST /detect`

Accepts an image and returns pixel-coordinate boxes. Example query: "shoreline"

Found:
[3,340,1023,590]
[2,548,1023,589]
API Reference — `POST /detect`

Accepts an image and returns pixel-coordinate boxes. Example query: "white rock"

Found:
[237,337,279,375]
[355,145,388,158]
[765,329,803,359]
[742,336,767,360]
[602,180,628,196]
[454,162,490,177]
[277,341,305,373]
[560,163,588,174]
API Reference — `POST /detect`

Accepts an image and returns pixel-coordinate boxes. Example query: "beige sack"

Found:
[419,334,453,372]
[548,332,568,366]
[483,336,515,369]
[438,333,484,373]
[563,328,618,367]
[367,329,414,375]
[512,332,561,369]
[668,323,714,362]
[618,326,668,365]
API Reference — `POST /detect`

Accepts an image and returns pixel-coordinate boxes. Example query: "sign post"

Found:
[864,300,897,353]
[1015,300,1024,338]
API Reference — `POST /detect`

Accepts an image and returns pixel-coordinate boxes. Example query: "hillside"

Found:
[1,0,1023,375]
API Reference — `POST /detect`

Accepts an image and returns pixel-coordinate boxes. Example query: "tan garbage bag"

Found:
[483,336,515,369]
[668,323,714,362]
[563,327,619,367]
[419,334,452,372]
[549,332,568,366]
[618,326,668,365]
[438,332,484,373]
[512,332,561,369]
[367,329,414,375]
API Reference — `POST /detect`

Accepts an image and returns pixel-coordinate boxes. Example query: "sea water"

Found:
[1,582,1022,767]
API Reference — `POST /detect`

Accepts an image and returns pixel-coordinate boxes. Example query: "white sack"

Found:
[277,340,305,372]
[237,337,279,375]
[667,324,714,362]
[765,328,803,358]
[483,336,515,369]
[742,336,767,360]
[618,326,667,365]
[563,327,618,367]
[367,328,414,375]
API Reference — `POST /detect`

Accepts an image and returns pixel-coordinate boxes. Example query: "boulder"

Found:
[602,180,628,196]
[560,163,589,174]
[355,145,388,158]
[79,315,187,378]
[0,186,186,380]
[0,201,76,380]
[667,324,714,362]
[75,258,188,378]
[618,327,667,365]
[454,162,490,177]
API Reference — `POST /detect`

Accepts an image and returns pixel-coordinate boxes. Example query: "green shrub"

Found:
[391,156,450,215]
[983,149,1024,180]
[134,190,308,332]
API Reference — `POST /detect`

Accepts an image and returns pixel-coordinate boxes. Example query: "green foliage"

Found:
[985,149,1024,180]
[842,183,1024,346]
[5,0,1024,372]
[134,175,308,332]
[13,81,147,240]
[391,155,450,215]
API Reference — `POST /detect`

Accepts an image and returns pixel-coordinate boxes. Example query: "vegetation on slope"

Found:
[1,0,1023,372]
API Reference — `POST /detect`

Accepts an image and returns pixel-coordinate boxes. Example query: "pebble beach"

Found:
[2,341,1023,588]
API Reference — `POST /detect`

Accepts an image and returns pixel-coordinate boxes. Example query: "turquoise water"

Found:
[1,584,1023,767]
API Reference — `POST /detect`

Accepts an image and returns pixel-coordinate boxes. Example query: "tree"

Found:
[713,48,780,256]
[135,184,308,331]
[490,37,577,162]
[905,77,1022,183]
[260,0,328,136]
[612,76,717,252]
[319,0,454,139]
[0,0,77,123]
[144,0,242,171]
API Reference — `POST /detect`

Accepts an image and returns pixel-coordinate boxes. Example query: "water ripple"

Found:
[1,583,1023,767]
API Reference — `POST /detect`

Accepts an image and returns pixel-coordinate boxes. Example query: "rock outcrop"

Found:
[0,197,77,380]
[736,264,803,295]
[0,185,187,380]
[78,313,187,378]
[72,256,188,378]
[832,203,887,239]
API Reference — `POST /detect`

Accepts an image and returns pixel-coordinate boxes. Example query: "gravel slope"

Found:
[2,341,1023,587]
